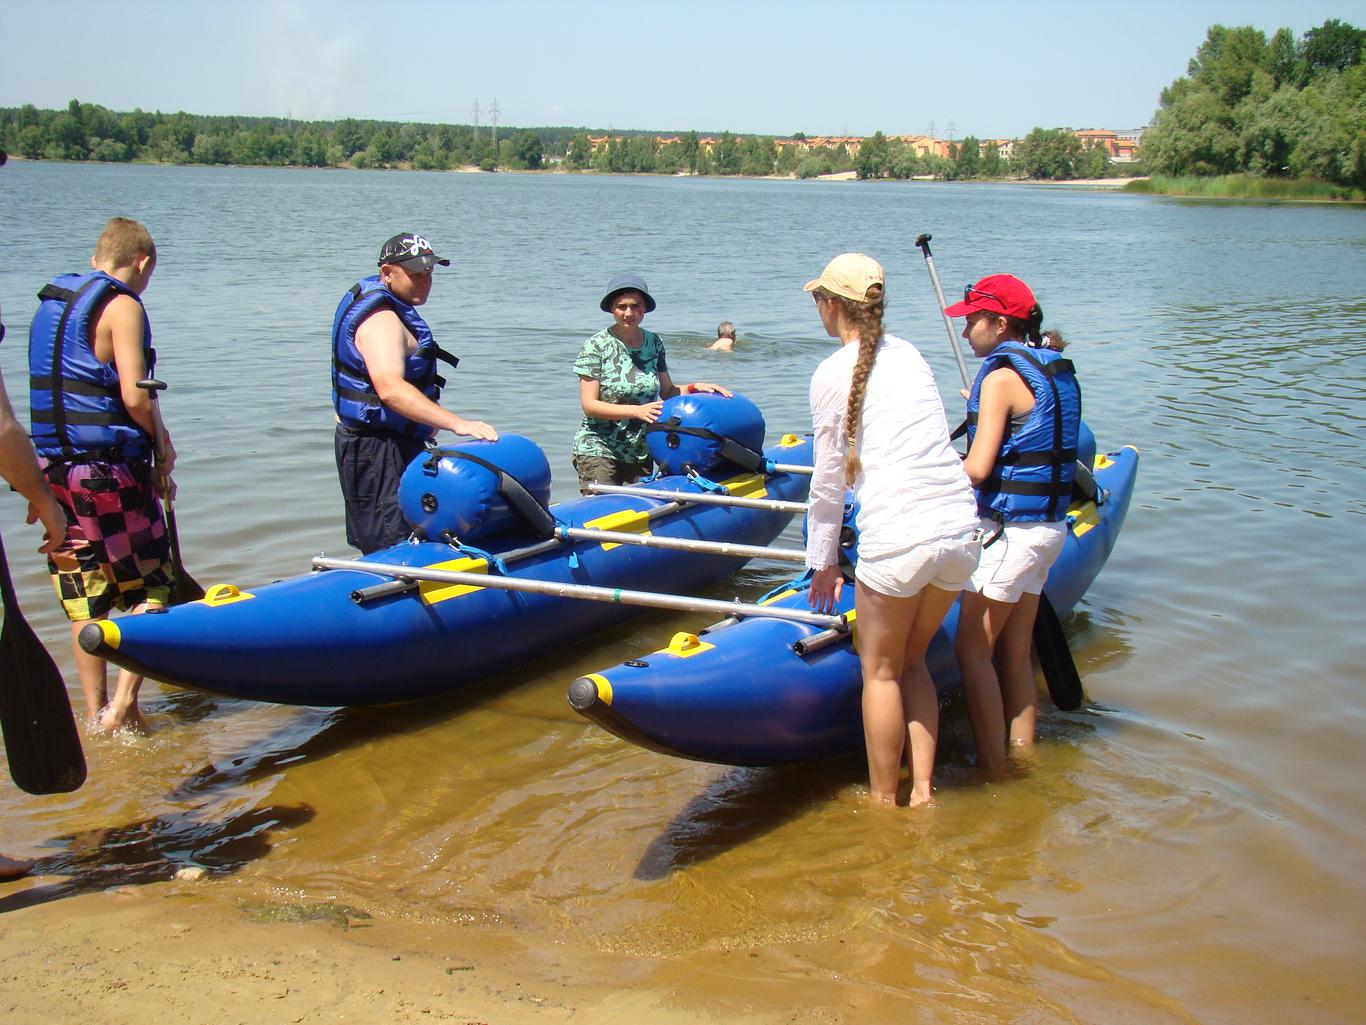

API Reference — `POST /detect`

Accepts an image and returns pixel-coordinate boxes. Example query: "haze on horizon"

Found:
[0,0,1355,139]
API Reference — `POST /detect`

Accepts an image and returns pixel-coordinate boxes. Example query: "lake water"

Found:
[1,161,1364,1023]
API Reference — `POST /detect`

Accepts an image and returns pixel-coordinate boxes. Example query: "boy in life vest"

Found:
[332,233,497,554]
[27,217,176,733]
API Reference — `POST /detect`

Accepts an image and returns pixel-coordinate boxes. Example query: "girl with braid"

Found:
[803,254,980,807]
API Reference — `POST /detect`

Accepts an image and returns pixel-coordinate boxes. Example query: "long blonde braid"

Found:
[821,283,886,485]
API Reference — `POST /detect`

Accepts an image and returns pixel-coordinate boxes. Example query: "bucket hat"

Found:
[600,272,656,313]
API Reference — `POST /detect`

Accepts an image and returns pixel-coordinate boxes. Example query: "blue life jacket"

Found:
[331,276,459,439]
[27,271,154,462]
[966,341,1081,522]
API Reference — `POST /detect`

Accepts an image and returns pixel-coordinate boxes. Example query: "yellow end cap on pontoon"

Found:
[200,583,255,606]
[656,632,714,658]
[586,673,613,705]
[94,619,121,650]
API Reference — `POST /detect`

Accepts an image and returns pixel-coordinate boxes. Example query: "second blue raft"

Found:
[569,443,1139,766]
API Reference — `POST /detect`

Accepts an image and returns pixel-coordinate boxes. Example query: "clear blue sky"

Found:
[1,0,1359,138]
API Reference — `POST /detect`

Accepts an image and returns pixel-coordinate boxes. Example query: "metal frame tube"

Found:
[584,483,808,513]
[312,557,846,630]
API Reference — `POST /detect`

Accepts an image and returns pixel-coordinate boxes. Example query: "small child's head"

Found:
[92,217,156,290]
[716,321,736,340]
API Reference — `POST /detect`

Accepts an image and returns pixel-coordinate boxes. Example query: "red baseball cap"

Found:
[942,274,1037,319]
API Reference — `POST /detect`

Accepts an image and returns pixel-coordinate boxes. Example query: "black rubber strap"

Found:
[643,418,766,474]
[439,447,555,540]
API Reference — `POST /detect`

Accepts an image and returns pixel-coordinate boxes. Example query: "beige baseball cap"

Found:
[804,252,885,303]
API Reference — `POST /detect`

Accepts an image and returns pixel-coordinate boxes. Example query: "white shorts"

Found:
[855,529,982,599]
[965,518,1067,603]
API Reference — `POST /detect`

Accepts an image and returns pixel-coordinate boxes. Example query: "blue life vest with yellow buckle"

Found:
[27,271,154,462]
[966,341,1081,523]
[331,276,459,439]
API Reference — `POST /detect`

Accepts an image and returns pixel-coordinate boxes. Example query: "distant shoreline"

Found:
[1,152,1139,189]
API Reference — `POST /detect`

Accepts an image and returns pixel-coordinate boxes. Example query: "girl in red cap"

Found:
[804,254,980,808]
[943,275,1081,773]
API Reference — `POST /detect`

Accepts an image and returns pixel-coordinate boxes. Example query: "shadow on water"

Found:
[635,754,863,880]
[164,665,545,800]
[630,612,1135,883]
[159,611,652,800]
[0,802,316,915]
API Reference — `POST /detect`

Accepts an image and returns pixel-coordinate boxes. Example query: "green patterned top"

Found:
[572,327,669,463]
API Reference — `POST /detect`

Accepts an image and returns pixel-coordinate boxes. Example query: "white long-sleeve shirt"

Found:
[805,334,978,570]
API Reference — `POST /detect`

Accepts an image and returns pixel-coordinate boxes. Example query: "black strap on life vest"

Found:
[643,418,766,474]
[333,287,460,432]
[35,278,111,458]
[982,348,1079,520]
[432,447,556,541]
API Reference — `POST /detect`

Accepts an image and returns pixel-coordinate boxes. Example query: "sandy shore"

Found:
[0,878,817,1025]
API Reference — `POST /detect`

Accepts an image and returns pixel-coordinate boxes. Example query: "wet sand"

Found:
[0,881,792,1025]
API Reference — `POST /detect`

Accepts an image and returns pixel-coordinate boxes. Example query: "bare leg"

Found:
[854,581,916,806]
[94,601,155,734]
[998,592,1042,752]
[955,591,1017,774]
[899,586,959,807]
[69,620,108,723]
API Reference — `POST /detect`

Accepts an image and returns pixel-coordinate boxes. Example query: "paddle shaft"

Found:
[312,556,847,630]
[914,234,972,392]
[136,379,205,603]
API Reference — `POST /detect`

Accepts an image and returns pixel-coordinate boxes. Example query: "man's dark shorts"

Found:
[334,423,427,554]
[572,453,653,495]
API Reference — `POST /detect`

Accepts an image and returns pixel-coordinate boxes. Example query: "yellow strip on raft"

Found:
[583,507,651,551]
[419,555,490,605]
[1068,449,1130,538]
[584,672,613,705]
[717,470,768,499]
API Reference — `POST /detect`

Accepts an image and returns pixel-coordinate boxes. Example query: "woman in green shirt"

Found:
[572,273,729,493]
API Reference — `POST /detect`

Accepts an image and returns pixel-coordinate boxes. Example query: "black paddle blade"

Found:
[0,532,87,794]
[1033,592,1084,712]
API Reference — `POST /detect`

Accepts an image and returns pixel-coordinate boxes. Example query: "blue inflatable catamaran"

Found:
[568,436,1139,767]
[80,394,819,706]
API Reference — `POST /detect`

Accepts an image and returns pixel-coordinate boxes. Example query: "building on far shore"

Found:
[580,126,1143,165]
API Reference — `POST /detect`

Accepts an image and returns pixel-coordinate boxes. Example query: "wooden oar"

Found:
[1033,591,1084,711]
[0,529,86,794]
[136,379,205,605]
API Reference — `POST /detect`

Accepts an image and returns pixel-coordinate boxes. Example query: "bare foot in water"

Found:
[908,789,937,809]
[96,704,150,736]
[0,854,34,881]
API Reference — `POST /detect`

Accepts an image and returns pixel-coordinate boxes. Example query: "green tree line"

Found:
[2,99,1132,182]
[0,101,550,171]
[1142,18,1366,186]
